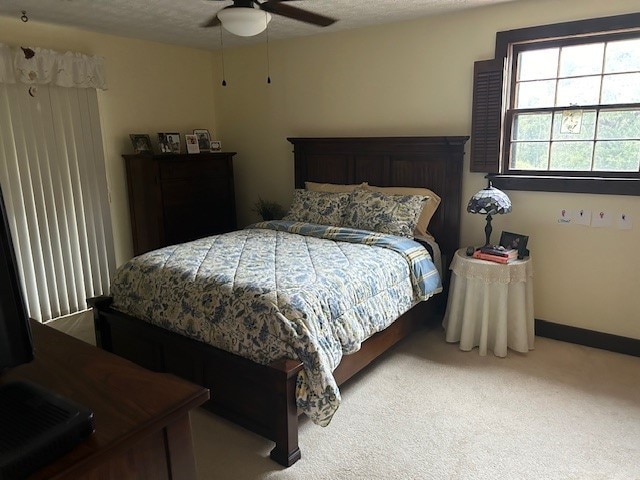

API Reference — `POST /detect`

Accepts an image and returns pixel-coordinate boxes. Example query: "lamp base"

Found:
[484,214,493,247]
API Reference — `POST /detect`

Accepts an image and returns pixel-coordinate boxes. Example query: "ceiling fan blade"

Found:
[259,1,337,27]
[201,14,222,28]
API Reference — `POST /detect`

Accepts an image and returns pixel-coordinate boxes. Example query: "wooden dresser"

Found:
[1,320,209,480]
[123,152,237,256]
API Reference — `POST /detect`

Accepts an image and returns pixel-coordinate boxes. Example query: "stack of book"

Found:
[472,246,518,264]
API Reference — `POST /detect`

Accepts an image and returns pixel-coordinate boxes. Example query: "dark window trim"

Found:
[510,29,640,54]
[482,12,640,195]
[495,12,640,59]
[488,174,640,195]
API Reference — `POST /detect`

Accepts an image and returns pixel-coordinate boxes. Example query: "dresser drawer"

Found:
[160,177,230,206]
[160,159,230,180]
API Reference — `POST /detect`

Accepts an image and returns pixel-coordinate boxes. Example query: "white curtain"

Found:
[0,43,114,322]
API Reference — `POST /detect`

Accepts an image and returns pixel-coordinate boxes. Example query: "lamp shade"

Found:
[218,7,271,37]
[467,186,512,215]
[467,184,512,247]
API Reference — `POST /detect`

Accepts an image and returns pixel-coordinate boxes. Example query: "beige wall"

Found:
[1,0,639,340]
[214,0,640,339]
[0,17,218,265]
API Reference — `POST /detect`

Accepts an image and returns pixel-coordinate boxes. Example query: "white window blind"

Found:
[0,44,114,322]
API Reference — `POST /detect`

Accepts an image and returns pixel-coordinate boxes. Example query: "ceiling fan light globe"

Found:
[218,7,272,37]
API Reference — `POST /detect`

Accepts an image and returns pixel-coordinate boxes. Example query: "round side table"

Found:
[442,248,534,357]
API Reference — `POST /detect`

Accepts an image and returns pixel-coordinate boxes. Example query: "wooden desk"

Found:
[1,320,209,479]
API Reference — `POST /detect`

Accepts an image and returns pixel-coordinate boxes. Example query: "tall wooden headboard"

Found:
[287,136,469,281]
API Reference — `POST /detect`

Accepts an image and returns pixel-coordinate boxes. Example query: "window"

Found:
[471,13,640,195]
[0,44,115,322]
[509,36,640,175]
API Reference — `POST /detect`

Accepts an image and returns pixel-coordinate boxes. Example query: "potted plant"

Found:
[253,197,286,221]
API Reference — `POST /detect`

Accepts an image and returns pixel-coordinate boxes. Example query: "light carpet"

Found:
[190,326,640,480]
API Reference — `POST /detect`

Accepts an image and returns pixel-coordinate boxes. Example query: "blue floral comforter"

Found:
[110,221,441,426]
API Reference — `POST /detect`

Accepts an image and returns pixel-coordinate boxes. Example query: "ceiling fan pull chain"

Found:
[219,27,227,86]
[266,17,271,84]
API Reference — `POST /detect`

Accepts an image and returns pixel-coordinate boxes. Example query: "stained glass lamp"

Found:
[467,181,512,247]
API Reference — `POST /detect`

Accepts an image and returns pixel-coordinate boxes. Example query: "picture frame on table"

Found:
[499,231,529,259]
[193,129,211,152]
[209,140,222,151]
[185,134,200,154]
[158,132,181,154]
[129,134,152,154]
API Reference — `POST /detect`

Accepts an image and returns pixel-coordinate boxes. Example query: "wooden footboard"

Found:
[88,296,437,466]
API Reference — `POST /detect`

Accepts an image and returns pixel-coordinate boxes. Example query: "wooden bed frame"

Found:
[89,136,468,467]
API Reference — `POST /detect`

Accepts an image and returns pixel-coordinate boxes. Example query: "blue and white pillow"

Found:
[341,189,428,238]
[283,189,351,226]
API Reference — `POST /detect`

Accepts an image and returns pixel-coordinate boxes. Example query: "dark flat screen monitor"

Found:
[0,184,33,370]
[0,185,96,478]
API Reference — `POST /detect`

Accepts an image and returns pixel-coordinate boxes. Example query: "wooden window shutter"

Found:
[470,58,505,173]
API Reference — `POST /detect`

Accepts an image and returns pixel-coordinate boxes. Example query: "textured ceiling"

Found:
[0,0,520,50]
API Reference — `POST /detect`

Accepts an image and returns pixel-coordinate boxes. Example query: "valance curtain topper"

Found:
[0,43,106,90]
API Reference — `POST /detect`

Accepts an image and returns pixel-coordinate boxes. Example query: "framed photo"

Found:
[193,129,211,152]
[158,132,180,154]
[499,231,529,258]
[129,134,152,154]
[210,140,222,151]
[185,134,200,154]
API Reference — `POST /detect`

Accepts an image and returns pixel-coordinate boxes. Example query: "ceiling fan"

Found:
[202,0,338,37]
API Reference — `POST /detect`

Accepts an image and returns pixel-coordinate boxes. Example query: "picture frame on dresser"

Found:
[129,134,152,154]
[210,140,222,151]
[194,129,211,152]
[158,132,180,154]
[185,134,200,154]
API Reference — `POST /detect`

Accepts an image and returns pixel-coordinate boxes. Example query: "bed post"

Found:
[268,358,304,466]
[87,296,113,350]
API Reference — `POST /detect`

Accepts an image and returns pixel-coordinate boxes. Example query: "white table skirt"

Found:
[443,249,534,357]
